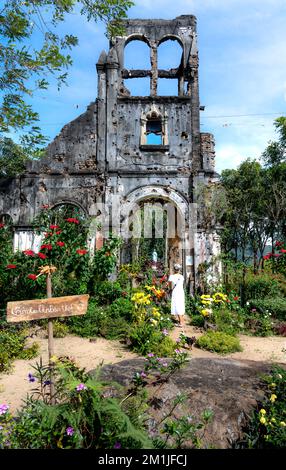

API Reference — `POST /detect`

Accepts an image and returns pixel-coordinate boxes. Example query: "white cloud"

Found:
[215,143,262,173]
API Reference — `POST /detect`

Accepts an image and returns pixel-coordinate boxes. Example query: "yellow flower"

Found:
[271,418,276,423]
[213,292,228,303]
[201,308,212,317]
[270,394,277,403]
[259,409,266,415]
[260,417,267,425]
[152,307,160,318]
[50,355,58,363]
[270,382,276,388]
[131,292,151,305]
[280,421,286,427]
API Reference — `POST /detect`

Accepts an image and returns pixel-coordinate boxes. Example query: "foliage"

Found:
[0,330,39,372]
[67,299,105,338]
[107,297,133,321]
[0,357,152,449]
[243,308,273,337]
[0,350,213,449]
[0,208,122,308]
[52,321,69,339]
[247,297,286,321]
[239,367,286,448]
[0,0,134,148]
[93,280,123,304]
[91,235,122,282]
[190,315,205,328]
[213,308,244,335]
[243,273,282,301]
[196,331,242,354]
[0,137,31,177]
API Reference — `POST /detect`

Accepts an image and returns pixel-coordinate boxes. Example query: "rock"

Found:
[91,357,284,448]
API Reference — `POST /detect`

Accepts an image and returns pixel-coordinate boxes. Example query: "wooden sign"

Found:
[7,294,89,323]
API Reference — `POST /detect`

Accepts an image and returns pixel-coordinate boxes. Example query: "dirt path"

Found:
[0,330,285,413]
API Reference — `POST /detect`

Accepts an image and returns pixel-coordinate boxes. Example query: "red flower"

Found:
[273,253,280,258]
[50,225,59,230]
[27,274,37,280]
[233,296,239,301]
[226,299,231,303]
[38,253,47,259]
[41,204,49,209]
[56,241,65,247]
[23,249,35,256]
[263,253,272,260]
[41,244,52,250]
[122,291,127,297]
[280,249,286,254]
[0,223,4,229]
[66,218,79,224]
[6,264,16,269]
[105,251,111,257]
[76,249,88,255]
[56,230,62,235]
[275,241,283,247]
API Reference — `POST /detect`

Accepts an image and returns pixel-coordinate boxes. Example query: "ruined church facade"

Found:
[0,15,220,292]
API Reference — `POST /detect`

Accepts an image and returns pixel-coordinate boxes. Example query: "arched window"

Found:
[123,38,151,96]
[157,38,184,96]
[140,105,168,147]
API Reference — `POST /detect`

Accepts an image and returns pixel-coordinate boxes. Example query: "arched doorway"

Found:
[119,186,191,277]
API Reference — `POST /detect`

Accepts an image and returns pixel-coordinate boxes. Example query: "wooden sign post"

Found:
[7,267,89,404]
[46,272,55,404]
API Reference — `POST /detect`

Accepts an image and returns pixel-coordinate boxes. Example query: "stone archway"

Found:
[119,185,193,278]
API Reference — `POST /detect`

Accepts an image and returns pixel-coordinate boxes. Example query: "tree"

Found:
[0,0,133,148]
[0,137,30,176]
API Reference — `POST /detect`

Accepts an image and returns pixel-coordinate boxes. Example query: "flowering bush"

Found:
[0,208,122,307]
[240,367,286,448]
[0,357,152,449]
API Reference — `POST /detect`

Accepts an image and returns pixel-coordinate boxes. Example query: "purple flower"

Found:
[251,308,257,312]
[176,338,181,343]
[114,442,121,449]
[162,362,168,368]
[44,380,51,386]
[140,371,147,378]
[66,426,74,436]
[162,329,169,336]
[147,353,154,358]
[174,349,182,354]
[0,404,9,415]
[28,373,36,383]
[76,383,87,392]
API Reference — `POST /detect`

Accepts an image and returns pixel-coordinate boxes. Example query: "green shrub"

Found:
[107,297,133,321]
[248,297,286,321]
[196,331,242,354]
[213,308,244,335]
[52,321,69,338]
[150,335,177,357]
[239,367,286,448]
[0,351,12,373]
[244,274,281,301]
[93,281,123,304]
[0,331,39,372]
[191,315,205,328]
[98,316,130,340]
[67,299,102,337]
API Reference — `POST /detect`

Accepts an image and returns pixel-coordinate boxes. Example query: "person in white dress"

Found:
[168,264,185,328]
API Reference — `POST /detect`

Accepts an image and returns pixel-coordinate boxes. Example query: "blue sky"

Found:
[20,0,286,172]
